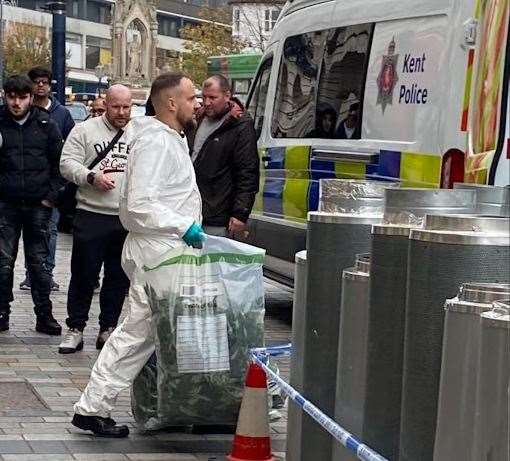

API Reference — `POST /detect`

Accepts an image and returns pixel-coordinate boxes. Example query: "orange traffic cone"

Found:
[228,362,275,461]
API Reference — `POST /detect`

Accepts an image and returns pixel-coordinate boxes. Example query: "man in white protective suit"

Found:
[70,72,205,437]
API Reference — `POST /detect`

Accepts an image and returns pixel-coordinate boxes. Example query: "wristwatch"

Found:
[86,171,96,185]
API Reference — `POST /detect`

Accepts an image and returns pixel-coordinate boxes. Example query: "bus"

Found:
[243,0,509,284]
[207,53,262,104]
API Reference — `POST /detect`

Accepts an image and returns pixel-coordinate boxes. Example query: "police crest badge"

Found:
[377,37,399,112]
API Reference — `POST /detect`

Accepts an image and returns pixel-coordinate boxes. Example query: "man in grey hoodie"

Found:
[19,67,75,292]
[59,85,132,354]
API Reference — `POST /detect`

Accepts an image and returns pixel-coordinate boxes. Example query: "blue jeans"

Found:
[25,208,58,278]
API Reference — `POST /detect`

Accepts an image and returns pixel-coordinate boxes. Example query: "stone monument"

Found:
[111,0,158,96]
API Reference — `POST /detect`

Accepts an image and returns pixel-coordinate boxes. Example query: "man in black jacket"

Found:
[17,66,75,292]
[191,75,259,236]
[0,75,64,335]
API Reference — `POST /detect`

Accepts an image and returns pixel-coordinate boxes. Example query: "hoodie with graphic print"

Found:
[60,114,131,215]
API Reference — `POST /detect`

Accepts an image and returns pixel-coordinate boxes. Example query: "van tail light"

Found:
[441,148,465,188]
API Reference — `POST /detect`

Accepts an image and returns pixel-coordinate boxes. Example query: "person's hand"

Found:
[183,222,206,249]
[229,101,243,119]
[93,172,116,191]
[41,199,54,208]
[228,217,248,237]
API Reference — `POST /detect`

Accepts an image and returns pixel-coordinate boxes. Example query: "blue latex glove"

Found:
[182,222,205,249]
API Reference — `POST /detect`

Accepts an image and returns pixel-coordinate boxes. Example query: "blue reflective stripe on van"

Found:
[378,150,401,178]
[263,175,285,216]
[266,146,286,169]
[308,180,320,212]
[310,159,337,180]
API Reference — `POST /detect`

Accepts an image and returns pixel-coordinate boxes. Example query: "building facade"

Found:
[0,0,226,93]
[229,0,283,51]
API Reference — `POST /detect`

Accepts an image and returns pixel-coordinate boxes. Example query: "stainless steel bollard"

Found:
[286,250,307,461]
[399,215,510,461]
[301,179,392,461]
[434,283,510,461]
[454,182,510,216]
[363,187,476,460]
[333,254,371,461]
[472,299,510,461]
[319,179,398,215]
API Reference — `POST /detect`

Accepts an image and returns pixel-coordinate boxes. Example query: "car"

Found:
[66,102,89,123]
[71,93,98,104]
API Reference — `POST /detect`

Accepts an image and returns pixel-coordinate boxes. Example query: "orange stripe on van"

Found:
[461,48,475,132]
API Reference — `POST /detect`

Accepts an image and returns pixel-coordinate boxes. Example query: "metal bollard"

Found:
[301,179,393,461]
[472,299,510,461]
[434,283,510,461]
[333,254,371,461]
[286,250,307,461]
[399,215,510,461]
[454,182,510,216]
[363,187,476,460]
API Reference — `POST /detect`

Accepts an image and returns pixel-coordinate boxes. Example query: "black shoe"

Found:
[35,315,62,336]
[0,314,9,332]
[19,279,31,290]
[96,327,115,350]
[72,414,129,438]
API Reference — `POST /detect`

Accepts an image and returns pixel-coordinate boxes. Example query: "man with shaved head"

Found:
[70,72,203,437]
[59,84,132,354]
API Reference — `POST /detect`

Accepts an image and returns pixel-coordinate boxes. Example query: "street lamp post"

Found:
[48,1,66,105]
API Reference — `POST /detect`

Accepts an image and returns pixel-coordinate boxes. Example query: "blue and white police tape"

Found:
[251,343,292,358]
[250,347,388,461]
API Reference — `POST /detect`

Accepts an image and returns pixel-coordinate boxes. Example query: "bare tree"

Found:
[238,8,267,51]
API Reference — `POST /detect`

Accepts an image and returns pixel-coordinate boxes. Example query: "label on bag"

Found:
[176,314,230,373]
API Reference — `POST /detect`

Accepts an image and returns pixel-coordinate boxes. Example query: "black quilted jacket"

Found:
[0,106,64,204]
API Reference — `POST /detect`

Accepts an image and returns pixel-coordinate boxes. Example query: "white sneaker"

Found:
[58,328,83,354]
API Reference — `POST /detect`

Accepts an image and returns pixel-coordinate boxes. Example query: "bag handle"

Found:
[87,129,124,170]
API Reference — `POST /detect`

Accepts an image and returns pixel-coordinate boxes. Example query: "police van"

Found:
[244,0,509,284]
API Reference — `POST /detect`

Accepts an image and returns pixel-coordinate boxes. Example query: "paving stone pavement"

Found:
[0,233,293,460]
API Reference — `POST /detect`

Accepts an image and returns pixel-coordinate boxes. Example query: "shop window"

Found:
[233,8,240,34]
[66,33,83,69]
[86,0,111,24]
[264,8,279,32]
[157,14,180,37]
[86,36,111,70]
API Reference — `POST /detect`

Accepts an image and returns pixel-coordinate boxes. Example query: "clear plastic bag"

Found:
[131,235,266,430]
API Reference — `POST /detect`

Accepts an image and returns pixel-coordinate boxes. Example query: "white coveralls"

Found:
[74,116,202,417]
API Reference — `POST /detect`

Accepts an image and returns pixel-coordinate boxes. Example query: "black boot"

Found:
[72,414,129,438]
[36,315,62,336]
[0,314,9,332]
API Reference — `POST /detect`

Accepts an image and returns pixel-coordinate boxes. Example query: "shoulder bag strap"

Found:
[87,129,124,170]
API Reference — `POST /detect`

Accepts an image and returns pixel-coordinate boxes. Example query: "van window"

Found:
[272,24,373,139]
[247,58,273,139]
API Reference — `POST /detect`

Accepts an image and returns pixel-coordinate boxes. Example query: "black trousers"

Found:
[66,209,129,331]
[0,201,53,317]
